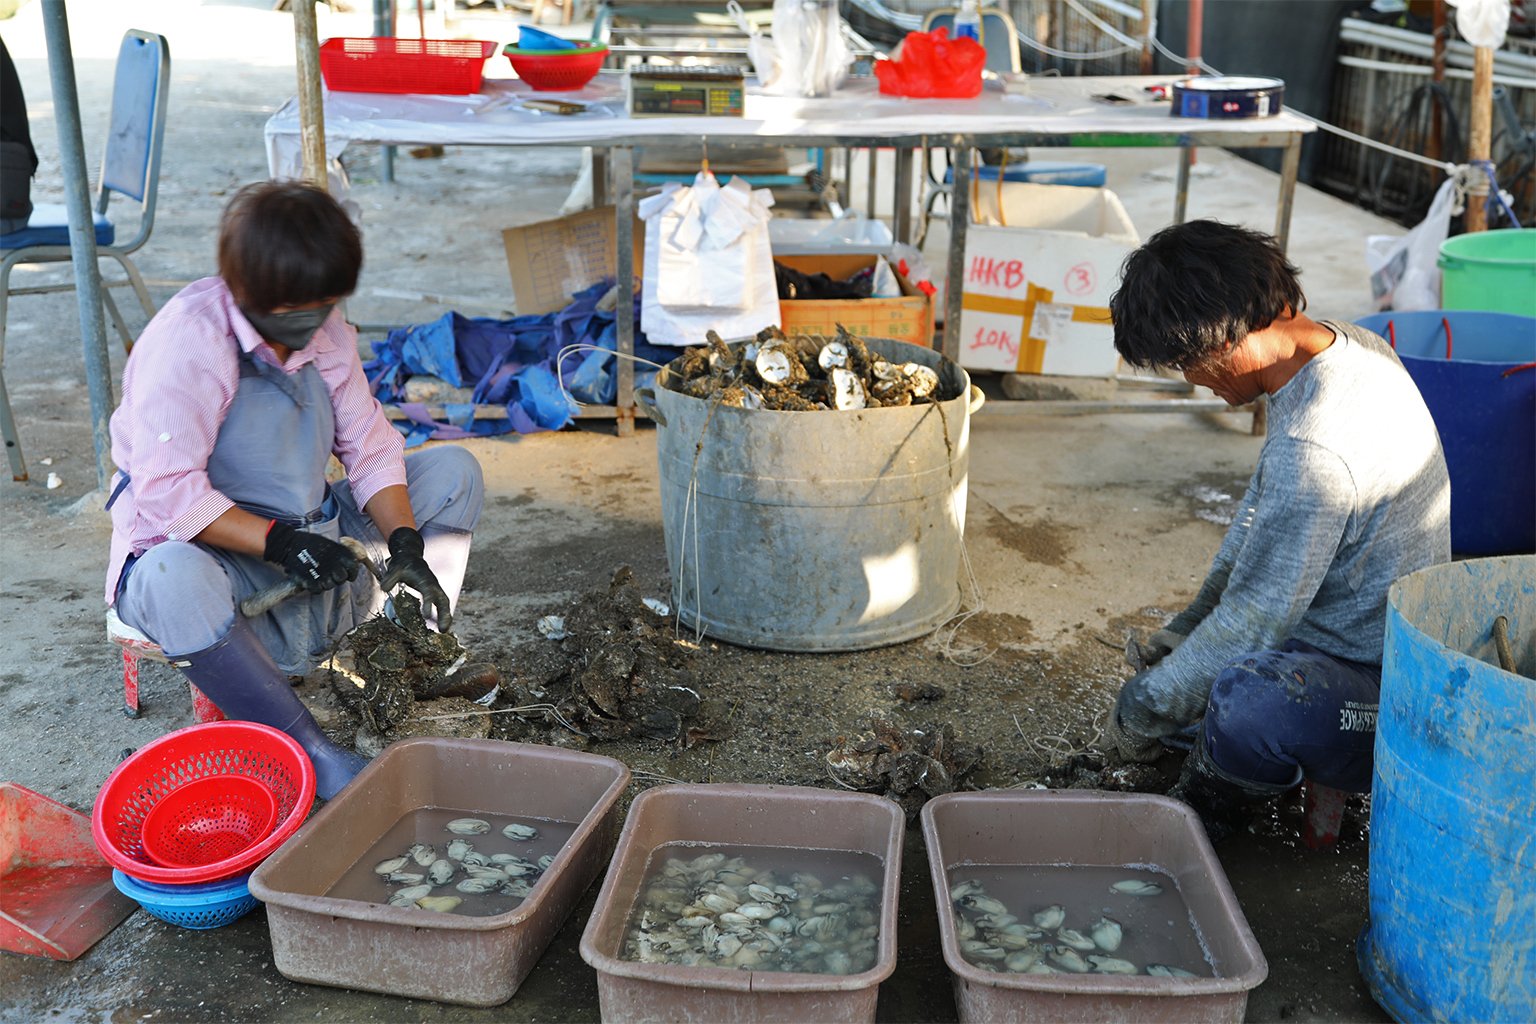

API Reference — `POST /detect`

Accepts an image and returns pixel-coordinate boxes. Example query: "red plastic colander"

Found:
[503,44,608,92]
[139,775,278,869]
[92,722,315,885]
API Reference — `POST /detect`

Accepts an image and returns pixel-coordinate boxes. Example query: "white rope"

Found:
[553,343,669,408]
[1063,0,1145,49]
[923,397,994,668]
[1016,34,1139,61]
[414,701,584,734]
[845,0,1138,61]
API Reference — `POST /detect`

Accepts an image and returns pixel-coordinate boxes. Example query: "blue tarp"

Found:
[364,281,674,446]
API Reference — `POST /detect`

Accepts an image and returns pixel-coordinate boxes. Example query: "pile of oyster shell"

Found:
[669,326,946,411]
[824,718,983,819]
[949,877,1206,977]
[620,850,882,975]
[498,567,713,747]
[369,817,550,915]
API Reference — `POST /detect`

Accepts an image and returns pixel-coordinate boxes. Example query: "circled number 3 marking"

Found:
[1064,263,1096,297]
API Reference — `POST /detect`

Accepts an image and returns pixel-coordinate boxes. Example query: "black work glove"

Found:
[264,521,360,594]
[382,526,453,633]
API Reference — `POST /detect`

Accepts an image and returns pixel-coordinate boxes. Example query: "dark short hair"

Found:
[1108,220,1305,370]
[217,181,362,311]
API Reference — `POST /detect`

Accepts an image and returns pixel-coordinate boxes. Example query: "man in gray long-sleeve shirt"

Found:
[1103,220,1450,841]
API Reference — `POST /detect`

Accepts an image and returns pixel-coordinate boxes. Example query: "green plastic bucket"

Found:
[1438,228,1536,317]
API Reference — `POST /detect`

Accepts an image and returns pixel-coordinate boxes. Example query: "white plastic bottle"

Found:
[952,0,982,42]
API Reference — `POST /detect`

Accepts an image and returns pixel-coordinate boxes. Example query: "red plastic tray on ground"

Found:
[1,783,137,961]
[319,37,498,95]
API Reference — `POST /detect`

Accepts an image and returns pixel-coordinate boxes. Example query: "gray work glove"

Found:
[1102,673,1166,764]
[1126,627,1189,672]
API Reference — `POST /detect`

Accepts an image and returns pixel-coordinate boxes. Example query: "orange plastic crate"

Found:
[319,37,498,95]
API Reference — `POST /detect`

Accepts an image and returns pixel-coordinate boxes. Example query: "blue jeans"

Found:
[1200,640,1382,794]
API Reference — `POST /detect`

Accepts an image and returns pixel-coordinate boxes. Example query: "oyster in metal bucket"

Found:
[647,335,983,653]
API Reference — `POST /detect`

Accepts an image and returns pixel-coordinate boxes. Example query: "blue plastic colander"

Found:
[112,869,260,930]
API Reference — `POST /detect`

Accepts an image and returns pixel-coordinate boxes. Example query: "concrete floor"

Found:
[1,1,1404,1020]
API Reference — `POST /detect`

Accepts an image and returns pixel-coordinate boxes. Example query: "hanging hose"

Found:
[1492,615,1516,674]
[1370,82,1464,224]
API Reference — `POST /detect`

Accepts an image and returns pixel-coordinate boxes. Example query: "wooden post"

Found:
[1429,0,1446,163]
[1186,0,1203,75]
[1466,45,1494,233]
[1140,0,1154,75]
[293,0,328,188]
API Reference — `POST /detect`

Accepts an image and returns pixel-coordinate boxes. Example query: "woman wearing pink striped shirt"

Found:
[105,182,484,799]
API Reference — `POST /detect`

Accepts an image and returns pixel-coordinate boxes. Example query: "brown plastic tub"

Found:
[579,783,904,1023]
[921,790,1268,1024]
[248,737,630,1007]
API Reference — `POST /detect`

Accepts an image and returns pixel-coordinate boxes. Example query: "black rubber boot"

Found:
[173,617,367,800]
[1168,735,1293,844]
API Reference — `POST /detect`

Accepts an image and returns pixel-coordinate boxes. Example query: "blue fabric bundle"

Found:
[364,281,673,446]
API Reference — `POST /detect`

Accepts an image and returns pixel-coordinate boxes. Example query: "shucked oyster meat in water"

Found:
[621,851,882,975]
[948,875,1209,977]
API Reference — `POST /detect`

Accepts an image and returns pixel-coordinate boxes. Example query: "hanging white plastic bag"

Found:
[639,173,780,345]
[771,0,849,97]
[729,0,781,89]
[1446,0,1511,49]
[650,174,754,309]
[1365,175,1462,312]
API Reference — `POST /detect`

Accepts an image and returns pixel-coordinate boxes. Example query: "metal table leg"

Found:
[892,146,914,245]
[865,147,878,218]
[374,0,395,183]
[593,148,609,207]
[942,141,971,362]
[613,146,636,437]
[1274,133,1302,252]
[1173,146,1193,224]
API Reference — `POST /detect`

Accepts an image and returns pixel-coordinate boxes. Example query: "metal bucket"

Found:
[640,338,982,652]
[1357,555,1536,1022]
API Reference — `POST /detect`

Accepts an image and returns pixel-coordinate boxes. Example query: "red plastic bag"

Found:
[874,27,985,99]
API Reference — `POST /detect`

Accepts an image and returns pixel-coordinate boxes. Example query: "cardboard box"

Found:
[777,253,934,347]
[503,212,932,347]
[502,206,643,316]
[958,183,1139,377]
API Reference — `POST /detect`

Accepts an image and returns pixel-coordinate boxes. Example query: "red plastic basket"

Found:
[139,775,278,869]
[319,37,498,95]
[503,44,608,92]
[91,722,316,885]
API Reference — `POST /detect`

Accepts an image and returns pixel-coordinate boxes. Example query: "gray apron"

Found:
[203,351,375,673]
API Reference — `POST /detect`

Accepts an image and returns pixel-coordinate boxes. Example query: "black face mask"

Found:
[240,303,336,351]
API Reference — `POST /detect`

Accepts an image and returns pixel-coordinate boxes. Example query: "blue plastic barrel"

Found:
[1358,556,1535,1022]
[1355,311,1536,555]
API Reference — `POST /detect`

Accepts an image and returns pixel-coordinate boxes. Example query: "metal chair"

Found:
[921,7,1022,74]
[913,8,1021,247]
[0,30,170,482]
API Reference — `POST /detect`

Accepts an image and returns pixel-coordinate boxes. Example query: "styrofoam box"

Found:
[958,183,1139,378]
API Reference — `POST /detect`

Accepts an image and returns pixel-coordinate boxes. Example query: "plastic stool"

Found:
[106,609,224,723]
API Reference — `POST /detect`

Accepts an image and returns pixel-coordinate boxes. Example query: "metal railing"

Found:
[854,0,1145,75]
[1316,18,1536,227]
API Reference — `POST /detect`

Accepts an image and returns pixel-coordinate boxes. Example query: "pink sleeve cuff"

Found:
[165,490,237,544]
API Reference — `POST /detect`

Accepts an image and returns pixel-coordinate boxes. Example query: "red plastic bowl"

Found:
[139,775,279,869]
[503,44,608,92]
[92,722,315,885]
